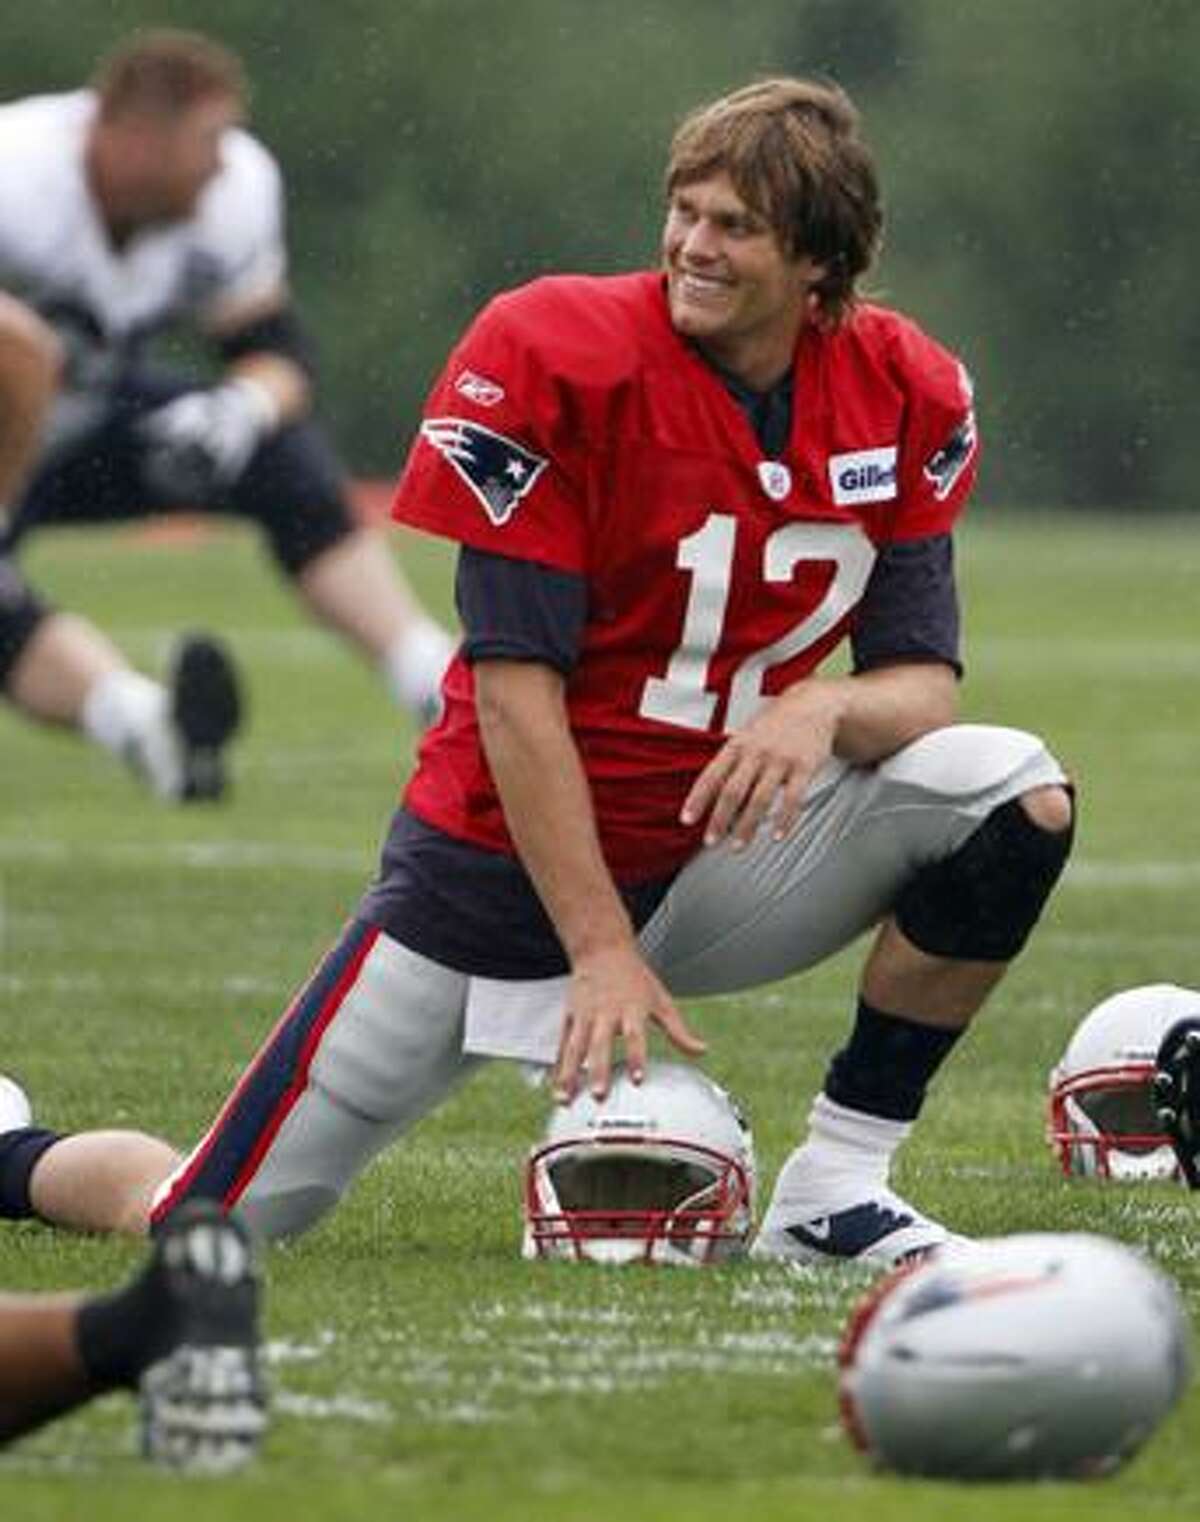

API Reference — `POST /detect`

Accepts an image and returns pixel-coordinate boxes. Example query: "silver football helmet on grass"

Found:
[523,1062,755,1266]
[1048,984,1200,1180]
[839,1232,1191,1480]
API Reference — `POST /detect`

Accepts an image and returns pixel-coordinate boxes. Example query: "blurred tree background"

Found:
[7,0,1199,509]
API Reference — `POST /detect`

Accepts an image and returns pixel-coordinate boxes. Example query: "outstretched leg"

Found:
[4,923,478,1244]
[295,527,455,721]
[5,599,242,802]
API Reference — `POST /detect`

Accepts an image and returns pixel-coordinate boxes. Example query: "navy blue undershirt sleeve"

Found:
[455,546,587,674]
[851,534,962,675]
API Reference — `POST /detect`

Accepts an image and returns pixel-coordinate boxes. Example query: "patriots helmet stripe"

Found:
[420,417,548,526]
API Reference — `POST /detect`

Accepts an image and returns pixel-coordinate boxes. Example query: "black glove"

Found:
[138,379,277,503]
[1152,1018,1200,1188]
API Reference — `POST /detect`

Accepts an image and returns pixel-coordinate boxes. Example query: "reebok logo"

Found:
[454,369,506,407]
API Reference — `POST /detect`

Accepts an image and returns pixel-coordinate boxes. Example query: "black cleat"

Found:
[169,634,243,802]
[1153,1019,1200,1188]
[139,1202,266,1472]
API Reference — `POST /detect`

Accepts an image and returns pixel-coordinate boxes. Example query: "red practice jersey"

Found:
[394,272,977,881]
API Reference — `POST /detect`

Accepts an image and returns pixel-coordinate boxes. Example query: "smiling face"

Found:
[662,171,826,391]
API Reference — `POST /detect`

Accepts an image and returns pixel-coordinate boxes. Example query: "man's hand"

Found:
[681,680,844,850]
[138,378,278,502]
[552,942,706,1104]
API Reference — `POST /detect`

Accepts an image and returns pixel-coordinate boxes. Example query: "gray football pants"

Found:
[151,724,1066,1238]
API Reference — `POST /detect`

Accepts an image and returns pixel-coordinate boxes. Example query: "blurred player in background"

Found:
[2,78,1073,1268]
[0,30,453,730]
[0,1196,263,1468]
[1,289,239,799]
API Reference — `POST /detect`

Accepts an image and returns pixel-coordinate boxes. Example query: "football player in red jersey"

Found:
[4,79,1073,1268]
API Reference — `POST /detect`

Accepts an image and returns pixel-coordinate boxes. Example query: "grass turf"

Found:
[0,509,1198,1520]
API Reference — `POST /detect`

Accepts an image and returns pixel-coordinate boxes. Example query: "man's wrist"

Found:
[564,915,639,967]
[223,375,281,438]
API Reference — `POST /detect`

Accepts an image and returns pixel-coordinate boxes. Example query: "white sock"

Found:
[380,620,455,717]
[80,669,181,798]
[763,1095,912,1219]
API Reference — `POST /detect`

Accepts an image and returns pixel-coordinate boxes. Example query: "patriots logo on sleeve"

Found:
[923,411,977,501]
[420,417,548,526]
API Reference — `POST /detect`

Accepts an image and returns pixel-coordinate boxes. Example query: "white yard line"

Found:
[261,1282,851,1431]
[0,838,368,871]
[1065,861,1200,886]
[1,839,1197,886]
[275,1392,394,1425]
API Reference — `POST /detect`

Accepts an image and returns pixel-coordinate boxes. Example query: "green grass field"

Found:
[1,510,1198,1521]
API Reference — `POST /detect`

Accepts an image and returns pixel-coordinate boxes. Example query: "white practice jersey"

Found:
[0,90,286,355]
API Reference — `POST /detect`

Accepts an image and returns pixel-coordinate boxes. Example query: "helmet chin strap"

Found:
[1103,1145,1180,1182]
[581,1237,681,1267]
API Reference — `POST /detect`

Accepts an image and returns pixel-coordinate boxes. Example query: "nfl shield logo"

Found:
[757,460,792,501]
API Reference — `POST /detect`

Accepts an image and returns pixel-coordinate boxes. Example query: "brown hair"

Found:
[92,29,247,121]
[665,77,882,324]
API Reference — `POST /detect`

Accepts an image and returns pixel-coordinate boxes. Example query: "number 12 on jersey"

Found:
[638,513,875,733]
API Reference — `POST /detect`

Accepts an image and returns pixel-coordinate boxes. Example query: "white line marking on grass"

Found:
[0,973,104,994]
[6,844,1194,887]
[1041,931,1196,955]
[967,638,1200,675]
[413,1398,504,1425]
[727,1272,864,1321]
[275,1392,393,1425]
[1068,860,1200,887]
[264,1336,402,1430]
[265,1332,336,1365]
[91,627,344,666]
[1102,1199,1200,1272]
[258,1273,862,1433]
[382,1283,847,1424]
[0,838,368,872]
[5,839,1196,889]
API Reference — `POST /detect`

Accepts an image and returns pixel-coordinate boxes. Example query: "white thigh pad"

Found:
[877,724,1058,800]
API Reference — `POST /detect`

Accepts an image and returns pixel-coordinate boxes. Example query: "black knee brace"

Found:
[895,793,1073,962]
